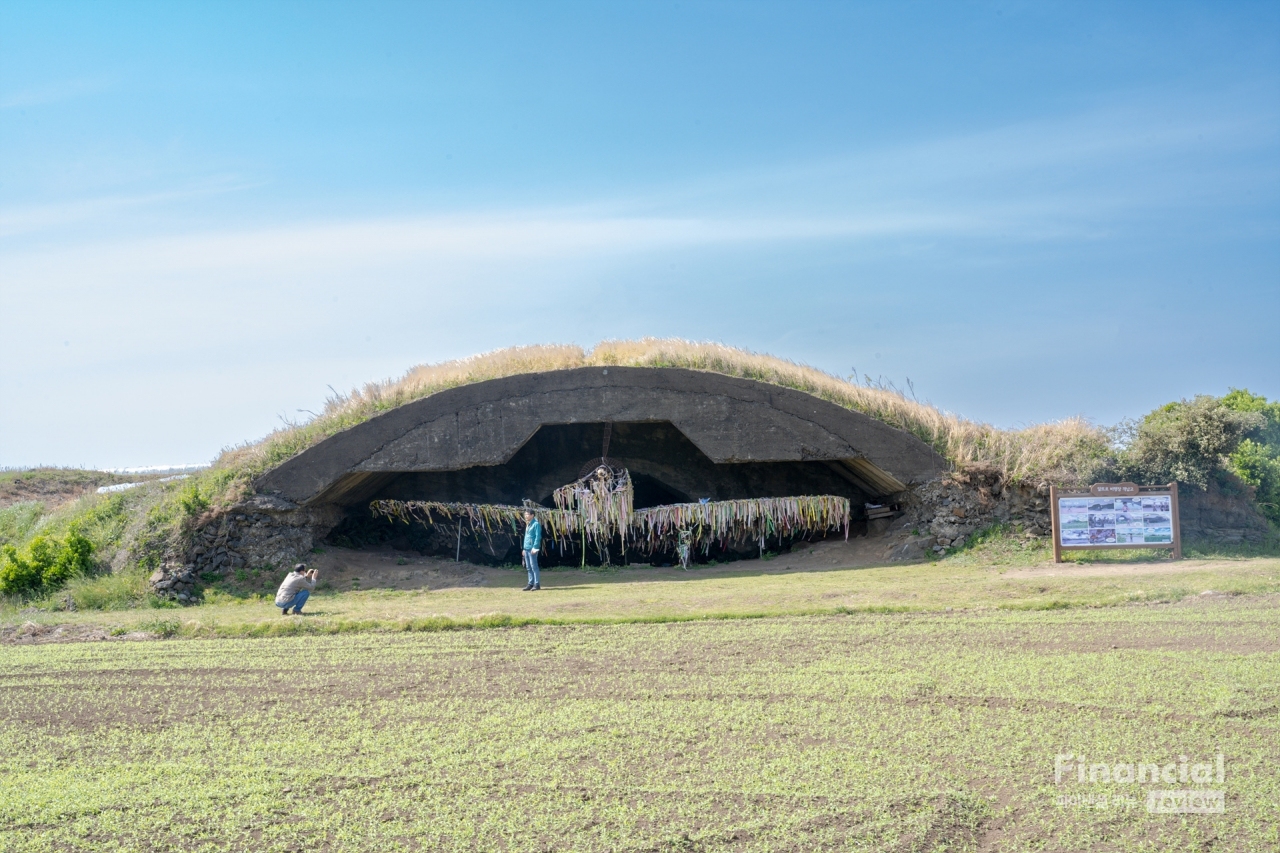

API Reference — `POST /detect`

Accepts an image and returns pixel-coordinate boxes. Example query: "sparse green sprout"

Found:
[136,617,181,638]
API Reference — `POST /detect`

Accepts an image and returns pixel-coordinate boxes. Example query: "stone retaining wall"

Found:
[1178,476,1272,544]
[909,469,1053,552]
[876,469,1052,562]
[149,495,343,602]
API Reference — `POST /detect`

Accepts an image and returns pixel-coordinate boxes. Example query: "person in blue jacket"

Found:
[522,510,543,591]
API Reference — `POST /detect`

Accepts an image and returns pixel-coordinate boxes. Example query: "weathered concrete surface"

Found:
[256,367,948,505]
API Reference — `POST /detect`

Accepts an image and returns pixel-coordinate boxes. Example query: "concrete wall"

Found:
[368,421,874,508]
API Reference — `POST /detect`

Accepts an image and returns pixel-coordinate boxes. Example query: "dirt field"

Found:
[2,598,1276,852]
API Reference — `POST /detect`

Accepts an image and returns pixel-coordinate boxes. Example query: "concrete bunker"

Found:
[255,367,947,565]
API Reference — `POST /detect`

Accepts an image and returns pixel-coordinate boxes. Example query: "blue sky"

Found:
[2,1,1278,468]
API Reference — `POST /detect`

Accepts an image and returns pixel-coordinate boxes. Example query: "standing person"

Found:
[275,563,318,615]
[522,510,542,591]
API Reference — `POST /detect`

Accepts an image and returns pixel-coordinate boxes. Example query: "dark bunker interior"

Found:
[325,421,878,566]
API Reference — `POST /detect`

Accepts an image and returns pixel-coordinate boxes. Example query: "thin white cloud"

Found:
[0,178,262,238]
[0,209,1008,291]
[606,88,1279,216]
[0,77,113,110]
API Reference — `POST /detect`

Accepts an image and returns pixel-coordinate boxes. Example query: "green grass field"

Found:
[2,597,1277,852]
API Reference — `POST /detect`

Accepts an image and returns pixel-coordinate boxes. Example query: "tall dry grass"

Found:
[218,339,1110,487]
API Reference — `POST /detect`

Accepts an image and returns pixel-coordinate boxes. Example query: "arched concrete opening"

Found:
[255,367,947,563]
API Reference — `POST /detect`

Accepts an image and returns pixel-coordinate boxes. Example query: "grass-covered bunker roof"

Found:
[232,340,1109,504]
[255,366,948,510]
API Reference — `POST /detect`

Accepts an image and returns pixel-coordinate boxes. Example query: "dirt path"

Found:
[998,558,1260,580]
[308,535,895,592]
[305,537,1261,592]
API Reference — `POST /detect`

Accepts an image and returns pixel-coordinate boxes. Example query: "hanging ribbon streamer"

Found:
[370,473,850,557]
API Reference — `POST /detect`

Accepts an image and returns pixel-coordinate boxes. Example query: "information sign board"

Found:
[1049,483,1181,563]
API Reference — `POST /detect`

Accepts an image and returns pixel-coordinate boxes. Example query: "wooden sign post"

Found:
[1049,482,1182,563]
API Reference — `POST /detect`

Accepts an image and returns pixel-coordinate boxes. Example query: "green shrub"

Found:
[1221,389,1280,526]
[0,545,43,594]
[1221,388,1280,446]
[0,530,96,597]
[1116,395,1264,488]
[177,481,210,518]
[1228,438,1280,524]
[44,531,92,588]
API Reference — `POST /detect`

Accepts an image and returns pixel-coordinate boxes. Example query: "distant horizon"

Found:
[3,2,1277,468]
